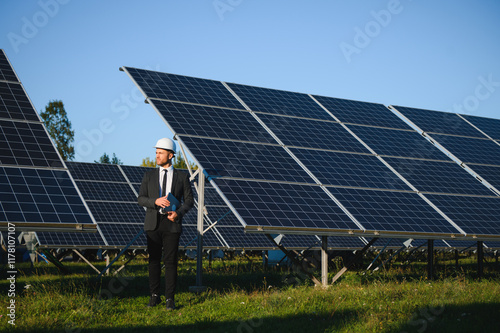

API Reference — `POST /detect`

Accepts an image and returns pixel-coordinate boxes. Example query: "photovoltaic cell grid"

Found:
[392,105,488,138]
[227,82,332,120]
[0,50,18,82]
[461,114,500,141]
[149,99,276,144]
[0,49,95,232]
[429,134,500,166]
[123,67,244,109]
[123,67,500,240]
[0,82,40,121]
[314,95,411,129]
[383,157,494,196]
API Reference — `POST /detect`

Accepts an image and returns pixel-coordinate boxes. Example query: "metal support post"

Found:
[455,249,459,271]
[190,170,207,293]
[321,236,328,288]
[427,240,434,281]
[477,241,484,280]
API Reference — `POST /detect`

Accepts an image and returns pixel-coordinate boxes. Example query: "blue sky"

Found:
[1,0,499,166]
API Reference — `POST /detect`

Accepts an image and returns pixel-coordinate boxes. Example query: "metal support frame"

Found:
[189,169,207,292]
[331,238,378,284]
[265,234,322,286]
[366,238,392,270]
[98,230,144,277]
[427,240,434,280]
[321,236,328,287]
[477,241,484,279]
[373,239,413,272]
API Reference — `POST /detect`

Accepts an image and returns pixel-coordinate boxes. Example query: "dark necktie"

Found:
[162,169,168,197]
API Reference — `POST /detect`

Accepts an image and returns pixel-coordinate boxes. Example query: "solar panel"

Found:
[0,119,63,167]
[256,113,370,153]
[124,68,500,242]
[348,125,450,160]
[214,179,357,232]
[66,161,125,182]
[0,166,93,225]
[429,134,500,165]
[122,67,243,109]
[314,95,410,129]
[327,187,462,236]
[384,157,495,196]
[461,114,500,140]
[0,50,18,82]
[227,82,331,120]
[36,230,105,247]
[291,148,411,191]
[0,50,96,233]
[149,99,276,143]
[392,105,486,138]
[179,136,317,183]
[119,165,153,183]
[424,194,500,237]
[467,164,500,190]
[0,82,40,121]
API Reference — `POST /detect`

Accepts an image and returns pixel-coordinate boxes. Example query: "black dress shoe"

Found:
[148,294,161,307]
[166,298,175,310]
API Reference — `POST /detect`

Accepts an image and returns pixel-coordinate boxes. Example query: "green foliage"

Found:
[1,256,499,332]
[95,152,123,165]
[39,100,75,160]
[141,157,156,167]
[173,151,197,170]
[141,152,198,169]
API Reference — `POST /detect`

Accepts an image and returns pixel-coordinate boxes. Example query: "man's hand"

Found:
[167,211,178,222]
[155,196,170,208]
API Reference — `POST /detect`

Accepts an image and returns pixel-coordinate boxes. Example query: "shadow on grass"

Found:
[8,310,360,333]
[388,302,500,333]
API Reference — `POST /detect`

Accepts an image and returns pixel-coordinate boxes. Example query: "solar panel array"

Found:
[37,162,343,250]
[0,49,95,232]
[122,67,500,241]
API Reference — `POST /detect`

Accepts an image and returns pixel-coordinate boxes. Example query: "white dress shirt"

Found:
[159,165,173,197]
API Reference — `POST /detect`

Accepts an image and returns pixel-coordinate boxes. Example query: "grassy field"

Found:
[1,251,499,333]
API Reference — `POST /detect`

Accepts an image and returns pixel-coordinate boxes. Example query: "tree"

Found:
[140,152,197,169]
[95,152,123,165]
[141,157,156,167]
[40,100,75,160]
[173,152,197,170]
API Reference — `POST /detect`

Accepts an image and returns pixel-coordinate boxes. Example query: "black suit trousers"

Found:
[146,215,181,300]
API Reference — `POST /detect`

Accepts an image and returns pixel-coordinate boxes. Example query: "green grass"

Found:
[1,254,499,332]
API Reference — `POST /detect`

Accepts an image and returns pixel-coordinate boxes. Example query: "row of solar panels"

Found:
[122,66,500,242]
[1,47,499,251]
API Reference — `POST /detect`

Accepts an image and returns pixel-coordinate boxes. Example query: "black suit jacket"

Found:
[138,168,194,232]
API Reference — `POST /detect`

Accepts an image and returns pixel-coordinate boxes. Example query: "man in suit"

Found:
[138,138,194,310]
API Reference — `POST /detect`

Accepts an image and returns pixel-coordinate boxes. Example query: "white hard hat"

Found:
[154,138,176,153]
